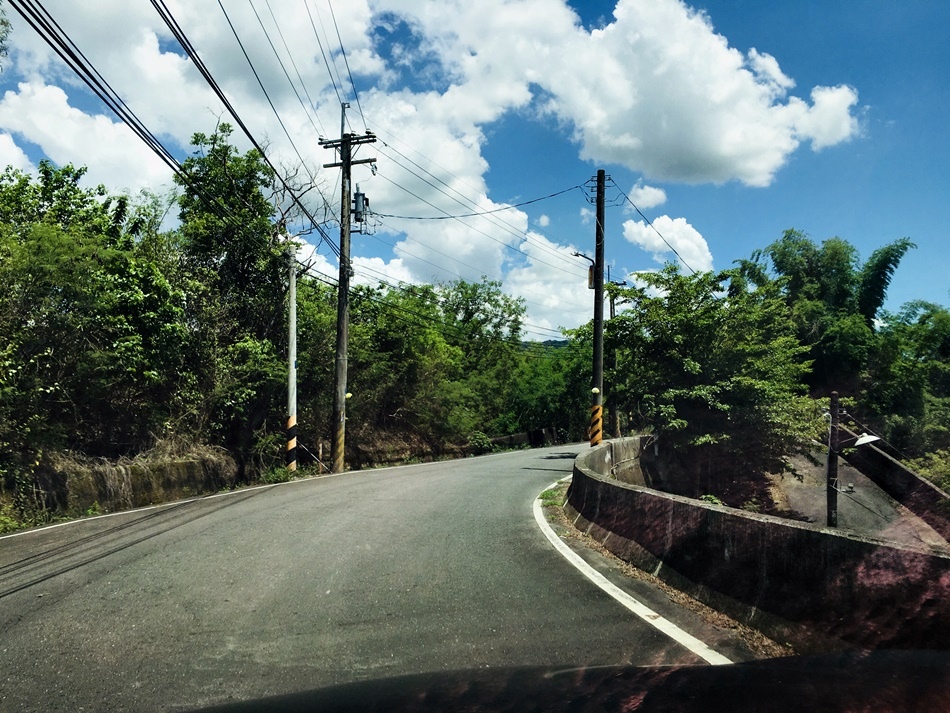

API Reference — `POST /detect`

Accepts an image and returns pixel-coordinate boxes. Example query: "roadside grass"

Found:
[539,482,569,508]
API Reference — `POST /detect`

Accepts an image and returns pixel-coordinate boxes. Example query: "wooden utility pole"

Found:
[320,103,376,473]
[590,169,606,447]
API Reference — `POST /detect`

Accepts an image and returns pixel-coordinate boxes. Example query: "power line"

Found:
[253,0,335,221]
[11,0,577,355]
[326,0,366,131]
[7,0,295,258]
[219,1,315,180]
[212,12,579,282]
[18,0,595,332]
[372,140,584,272]
[351,260,580,341]
[841,412,913,462]
[374,169,585,278]
[264,0,328,137]
[376,185,582,220]
[150,0,339,255]
[210,6,579,338]
[248,0,323,141]
[336,240,580,337]
[304,0,344,109]
[370,217,591,317]
[364,117,495,212]
[295,258,580,356]
[296,245,581,349]
[8,0,181,176]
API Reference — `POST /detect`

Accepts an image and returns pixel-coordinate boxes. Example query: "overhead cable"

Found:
[6,0,296,253]
[376,185,583,220]
[295,259,580,355]
[304,0,344,109]
[152,0,339,256]
[217,1,323,200]
[372,139,584,271]
[327,0,366,131]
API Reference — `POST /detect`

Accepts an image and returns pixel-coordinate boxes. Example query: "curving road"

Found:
[0,444,746,711]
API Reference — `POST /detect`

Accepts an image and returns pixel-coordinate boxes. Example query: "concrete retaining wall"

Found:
[39,450,238,515]
[490,428,559,449]
[840,429,950,542]
[566,440,950,652]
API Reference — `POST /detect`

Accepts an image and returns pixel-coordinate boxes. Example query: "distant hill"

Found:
[523,339,569,349]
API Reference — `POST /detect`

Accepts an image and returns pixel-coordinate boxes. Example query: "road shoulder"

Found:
[535,479,793,663]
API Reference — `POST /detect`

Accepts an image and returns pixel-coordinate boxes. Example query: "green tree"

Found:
[0,163,189,516]
[745,229,915,393]
[511,338,591,442]
[292,276,338,456]
[866,301,950,455]
[346,282,461,449]
[0,1,11,69]
[436,278,526,436]
[611,265,817,489]
[173,124,289,474]
[175,123,285,342]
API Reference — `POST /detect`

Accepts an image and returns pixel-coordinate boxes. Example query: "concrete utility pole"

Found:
[286,245,297,472]
[320,103,376,473]
[590,169,606,447]
[827,390,840,527]
[607,268,626,439]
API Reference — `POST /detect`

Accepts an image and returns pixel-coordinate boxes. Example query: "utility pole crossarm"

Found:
[323,157,377,169]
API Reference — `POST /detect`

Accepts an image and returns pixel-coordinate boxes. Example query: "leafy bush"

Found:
[468,431,493,456]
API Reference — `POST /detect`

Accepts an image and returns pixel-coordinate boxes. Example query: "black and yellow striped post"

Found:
[286,414,297,471]
[589,402,603,447]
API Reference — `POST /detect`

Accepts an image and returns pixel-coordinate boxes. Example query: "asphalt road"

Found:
[1,445,738,711]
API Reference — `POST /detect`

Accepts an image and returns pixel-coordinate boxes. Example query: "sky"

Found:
[1,0,947,340]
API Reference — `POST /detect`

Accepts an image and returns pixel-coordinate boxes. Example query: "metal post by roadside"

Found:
[827,390,840,527]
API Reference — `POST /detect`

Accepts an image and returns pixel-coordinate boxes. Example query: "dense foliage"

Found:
[1,126,947,527]
[608,265,821,488]
[736,228,915,393]
[732,229,946,460]
[0,130,586,526]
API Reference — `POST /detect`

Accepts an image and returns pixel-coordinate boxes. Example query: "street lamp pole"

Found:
[607,271,626,438]
[826,392,881,528]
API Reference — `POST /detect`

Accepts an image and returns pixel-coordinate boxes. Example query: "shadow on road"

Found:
[193,652,950,713]
[0,490,267,600]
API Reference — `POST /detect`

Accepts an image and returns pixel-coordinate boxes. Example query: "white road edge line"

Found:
[533,479,733,666]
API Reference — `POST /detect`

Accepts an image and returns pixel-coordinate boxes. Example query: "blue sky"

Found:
[1,0,947,337]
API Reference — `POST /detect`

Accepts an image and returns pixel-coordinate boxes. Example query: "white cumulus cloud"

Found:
[627,181,667,210]
[0,82,173,192]
[622,215,714,273]
[504,231,592,335]
[0,133,34,173]
[0,0,862,333]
